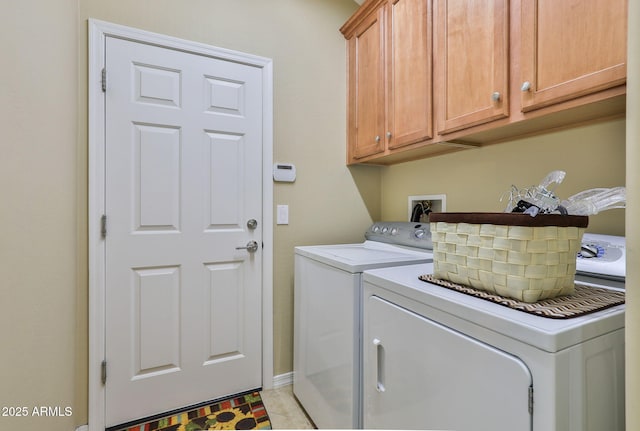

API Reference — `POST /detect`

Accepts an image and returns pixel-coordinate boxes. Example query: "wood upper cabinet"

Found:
[348,7,386,159]
[342,0,627,164]
[386,0,433,149]
[342,0,433,163]
[434,0,509,134]
[519,0,627,112]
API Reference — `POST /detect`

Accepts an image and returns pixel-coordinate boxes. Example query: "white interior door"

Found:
[104,35,263,427]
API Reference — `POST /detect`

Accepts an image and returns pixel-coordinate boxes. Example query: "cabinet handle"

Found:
[375,135,381,143]
[386,131,392,139]
[521,81,532,92]
[491,92,501,102]
[373,338,385,393]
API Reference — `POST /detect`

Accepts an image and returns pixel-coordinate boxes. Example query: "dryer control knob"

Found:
[414,229,426,239]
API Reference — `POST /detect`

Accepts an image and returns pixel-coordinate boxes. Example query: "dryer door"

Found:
[364,295,533,430]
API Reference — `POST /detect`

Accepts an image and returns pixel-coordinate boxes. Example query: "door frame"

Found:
[88,19,274,431]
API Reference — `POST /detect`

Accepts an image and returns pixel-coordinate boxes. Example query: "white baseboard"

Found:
[272,371,293,388]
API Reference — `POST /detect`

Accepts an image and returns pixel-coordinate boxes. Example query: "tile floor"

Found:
[260,385,315,429]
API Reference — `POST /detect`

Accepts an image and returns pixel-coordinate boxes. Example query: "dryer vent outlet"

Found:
[408,195,446,223]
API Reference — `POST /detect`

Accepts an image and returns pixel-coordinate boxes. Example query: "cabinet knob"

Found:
[491,92,501,102]
[375,135,381,143]
[521,81,532,92]
[386,132,392,139]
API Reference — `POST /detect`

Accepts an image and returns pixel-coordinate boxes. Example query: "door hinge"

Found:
[528,386,534,414]
[101,360,107,385]
[100,214,107,239]
[101,68,107,92]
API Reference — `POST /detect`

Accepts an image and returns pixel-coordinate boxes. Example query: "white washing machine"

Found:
[361,234,626,431]
[293,222,434,429]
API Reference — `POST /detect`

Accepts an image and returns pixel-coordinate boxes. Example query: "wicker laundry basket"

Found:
[429,212,588,303]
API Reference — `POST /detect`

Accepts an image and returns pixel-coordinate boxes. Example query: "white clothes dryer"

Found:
[293,222,434,429]
[361,235,626,431]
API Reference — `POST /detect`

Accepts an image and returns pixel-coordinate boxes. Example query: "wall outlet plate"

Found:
[277,204,289,225]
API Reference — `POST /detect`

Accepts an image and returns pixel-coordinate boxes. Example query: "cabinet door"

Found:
[520,0,627,112]
[364,295,532,430]
[435,0,509,134]
[348,7,386,160]
[386,0,433,149]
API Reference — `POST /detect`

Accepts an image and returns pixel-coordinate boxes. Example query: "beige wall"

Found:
[2,1,637,430]
[3,1,371,430]
[0,1,79,431]
[626,0,639,428]
[381,119,626,236]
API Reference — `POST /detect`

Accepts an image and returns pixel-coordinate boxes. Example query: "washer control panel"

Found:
[576,233,625,281]
[365,222,433,250]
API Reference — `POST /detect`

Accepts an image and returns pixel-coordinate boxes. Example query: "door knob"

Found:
[236,240,259,253]
[247,219,258,230]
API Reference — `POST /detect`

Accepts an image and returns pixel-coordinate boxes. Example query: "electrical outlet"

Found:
[408,194,446,222]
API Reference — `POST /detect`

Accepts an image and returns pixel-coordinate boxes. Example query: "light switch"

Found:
[277,205,289,225]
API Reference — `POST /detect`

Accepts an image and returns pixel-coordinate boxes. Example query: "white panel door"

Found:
[364,295,532,430]
[104,36,263,427]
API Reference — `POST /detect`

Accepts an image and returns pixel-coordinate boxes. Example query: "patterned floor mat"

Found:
[112,391,271,431]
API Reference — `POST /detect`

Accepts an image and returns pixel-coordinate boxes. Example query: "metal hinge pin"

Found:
[101,215,107,239]
[101,360,107,385]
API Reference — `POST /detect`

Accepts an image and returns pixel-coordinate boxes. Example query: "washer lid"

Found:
[295,241,433,273]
